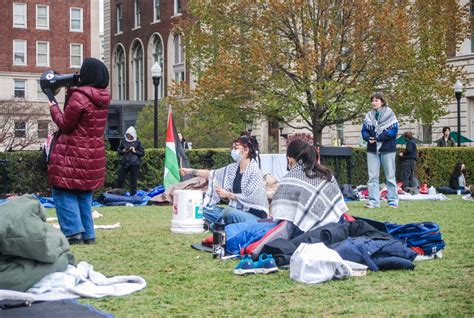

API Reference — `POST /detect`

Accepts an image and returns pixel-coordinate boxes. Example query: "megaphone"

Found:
[40,70,80,103]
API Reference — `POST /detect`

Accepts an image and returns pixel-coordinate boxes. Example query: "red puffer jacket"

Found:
[48,86,110,191]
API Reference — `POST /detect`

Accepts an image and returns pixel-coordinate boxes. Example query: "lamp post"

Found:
[151,62,162,148]
[454,80,463,147]
[246,121,253,135]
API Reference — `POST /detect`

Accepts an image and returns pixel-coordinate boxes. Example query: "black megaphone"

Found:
[40,70,80,103]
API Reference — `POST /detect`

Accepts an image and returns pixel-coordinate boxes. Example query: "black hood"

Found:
[79,57,109,89]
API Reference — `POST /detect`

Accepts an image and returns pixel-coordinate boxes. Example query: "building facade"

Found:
[105,0,192,146]
[103,0,473,152]
[0,0,100,151]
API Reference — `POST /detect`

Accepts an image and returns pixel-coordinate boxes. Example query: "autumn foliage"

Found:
[179,0,469,144]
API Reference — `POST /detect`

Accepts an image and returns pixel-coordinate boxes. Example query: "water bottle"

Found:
[212,221,226,259]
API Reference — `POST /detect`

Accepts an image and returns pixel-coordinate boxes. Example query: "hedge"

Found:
[0,147,472,196]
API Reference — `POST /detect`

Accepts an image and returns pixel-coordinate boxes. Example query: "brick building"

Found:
[0,0,100,151]
[104,0,192,147]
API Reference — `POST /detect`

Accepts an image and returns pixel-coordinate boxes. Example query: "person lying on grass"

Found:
[180,135,268,227]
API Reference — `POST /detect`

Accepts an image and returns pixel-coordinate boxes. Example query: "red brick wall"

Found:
[1,0,91,74]
[110,0,189,99]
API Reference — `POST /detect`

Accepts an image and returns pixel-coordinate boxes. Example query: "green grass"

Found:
[61,197,474,316]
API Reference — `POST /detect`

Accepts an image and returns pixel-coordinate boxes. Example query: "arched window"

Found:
[132,41,144,100]
[173,34,184,83]
[114,46,125,100]
[153,35,164,98]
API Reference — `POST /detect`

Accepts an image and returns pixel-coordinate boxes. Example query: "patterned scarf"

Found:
[271,164,348,232]
[363,106,398,151]
[203,160,269,215]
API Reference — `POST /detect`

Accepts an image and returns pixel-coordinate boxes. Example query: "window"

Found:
[132,41,144,100]
[13,40,27,65]
[152,35,164,98]
[173,0,182,15]
[70,43,83,68]
[37,80,47,100]
[13,3,27,28]
[70,8,83,32]
[154,0,160,22]
[134,0,141,28]
[14,80,26,98]
[14,121,26,138]
[36,41,50,66]
[114,46,126,100]
[116,4,123,33]
[36,5,49,29]
[37,121,49,139]
[173,34,185,83]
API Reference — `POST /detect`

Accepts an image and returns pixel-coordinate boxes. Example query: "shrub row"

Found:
[0,147,472,196]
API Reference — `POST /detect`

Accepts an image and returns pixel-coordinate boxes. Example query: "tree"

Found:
[181,0,469,144]
[0,99,47,151]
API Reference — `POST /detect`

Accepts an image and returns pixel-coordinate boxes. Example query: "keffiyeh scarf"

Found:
[363,106,398,151]
[203,160,269,215]
[271,164,348,232]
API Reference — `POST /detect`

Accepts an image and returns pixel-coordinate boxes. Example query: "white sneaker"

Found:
[364,202,377,209]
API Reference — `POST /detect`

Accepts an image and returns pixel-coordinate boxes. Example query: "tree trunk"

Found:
[312,125,323,146]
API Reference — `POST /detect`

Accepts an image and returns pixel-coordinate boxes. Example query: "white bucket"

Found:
[171,190,204,234]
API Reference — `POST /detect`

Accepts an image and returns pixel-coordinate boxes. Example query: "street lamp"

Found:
[151,62,162,148]
[454,80,463,147]
[246,121,253,135]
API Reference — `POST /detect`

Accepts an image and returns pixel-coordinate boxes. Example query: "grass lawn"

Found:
[61,196,473,316]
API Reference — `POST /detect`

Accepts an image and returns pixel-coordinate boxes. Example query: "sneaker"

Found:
[84,238,96,245]
[364,202,377,209]
[254,253,278,274]
[67,233,84,245]
[388,202,399,208]
[234,255,256,275]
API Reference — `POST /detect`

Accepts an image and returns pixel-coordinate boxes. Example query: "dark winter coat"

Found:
[118,139,145,167]
[48,86,110,191]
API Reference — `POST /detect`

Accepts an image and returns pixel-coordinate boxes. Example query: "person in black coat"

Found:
[437,127,456,147]
[399,131,419,192]
[116,126,145,195]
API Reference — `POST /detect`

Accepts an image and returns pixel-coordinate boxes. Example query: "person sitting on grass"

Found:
[271,139,348,235]
[449,162,470,193]
[399,131,419,193]
[437,161,471,195]
[179,135,268,226]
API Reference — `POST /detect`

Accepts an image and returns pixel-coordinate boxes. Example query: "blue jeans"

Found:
[203,206,261,225]
[52,187,95,240]
[367,152,399,207]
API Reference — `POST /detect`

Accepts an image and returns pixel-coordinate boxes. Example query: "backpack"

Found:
[339,184,359,201]
[385,222,445,256]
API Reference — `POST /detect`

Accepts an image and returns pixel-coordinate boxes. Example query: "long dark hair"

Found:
[235,135,259,163]
[286,139,332,180]
[452,161,465,177]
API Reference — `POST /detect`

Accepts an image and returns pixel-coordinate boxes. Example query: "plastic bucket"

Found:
[171,190,204,234]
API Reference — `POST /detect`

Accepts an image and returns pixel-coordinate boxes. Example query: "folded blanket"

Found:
[0,261,146,302]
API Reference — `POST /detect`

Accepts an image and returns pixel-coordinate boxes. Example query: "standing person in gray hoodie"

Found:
[116,126,145,195]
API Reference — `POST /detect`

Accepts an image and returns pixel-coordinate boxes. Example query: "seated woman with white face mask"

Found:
[179,135,269,226]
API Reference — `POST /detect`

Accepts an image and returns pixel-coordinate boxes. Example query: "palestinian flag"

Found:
[164,106,190,189]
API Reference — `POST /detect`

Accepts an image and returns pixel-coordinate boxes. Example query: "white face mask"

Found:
[231,149,241,162]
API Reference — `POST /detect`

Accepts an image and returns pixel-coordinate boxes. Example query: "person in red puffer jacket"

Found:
[47,57,111,245]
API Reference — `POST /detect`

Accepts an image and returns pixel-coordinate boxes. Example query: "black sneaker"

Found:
[84,238,96,245]
[67,233,84,245]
